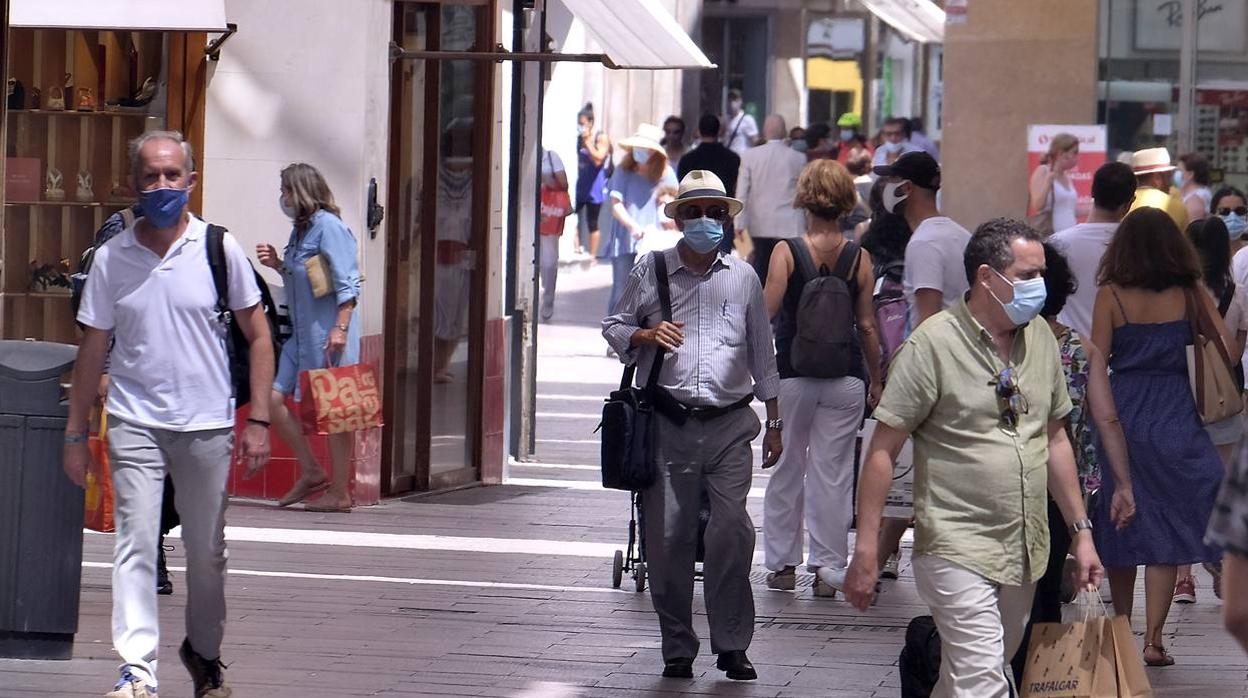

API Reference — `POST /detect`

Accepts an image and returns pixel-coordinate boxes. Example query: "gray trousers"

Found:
[643,407,760,661]
[109,418,233,689]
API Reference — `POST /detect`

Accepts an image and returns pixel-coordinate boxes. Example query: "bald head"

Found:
[763,114,787,141]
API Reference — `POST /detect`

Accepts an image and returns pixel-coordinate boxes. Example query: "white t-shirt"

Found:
[1232,246,1248,290]
[1050,221,1118,338]
[903,216,972,313]
[78,216,262,431]
[723,112,759,155]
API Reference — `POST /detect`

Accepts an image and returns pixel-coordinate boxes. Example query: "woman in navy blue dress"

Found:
[1091,207,1234,667]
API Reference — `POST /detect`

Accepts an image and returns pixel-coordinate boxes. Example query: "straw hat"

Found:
[618,123,665,155]
[662,170,744,218]
[1131,147,1176,175]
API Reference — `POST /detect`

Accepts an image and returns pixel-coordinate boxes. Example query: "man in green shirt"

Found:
[845,218,1104,697]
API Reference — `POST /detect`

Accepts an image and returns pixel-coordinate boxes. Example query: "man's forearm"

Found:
[67,338,109,433]
[247,339,275,422]
[1047,430,1089,527]
[853,449,894,559]
[764,397,778,422]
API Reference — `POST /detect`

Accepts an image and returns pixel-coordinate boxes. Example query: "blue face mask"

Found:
[991,269,1048,326]
[633,148,651,165]
[840,129,855,142]
[1224,212,1247,240]
[1173,170,1185,189]
[682,217,723,253]
[790,140,809,153]
[139,187,189,228]
[881,140,904,154]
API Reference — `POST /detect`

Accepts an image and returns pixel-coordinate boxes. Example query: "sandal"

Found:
[1143,643,1175,667]
[277,478,330,508]
[305,494,353,513]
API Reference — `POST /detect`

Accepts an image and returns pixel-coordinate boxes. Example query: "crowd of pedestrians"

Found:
[593,107,1248,691]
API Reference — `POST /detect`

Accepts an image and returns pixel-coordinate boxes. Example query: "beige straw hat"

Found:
[662,170,744,218]
[1131,147,1176,175]
[618,123,666,154]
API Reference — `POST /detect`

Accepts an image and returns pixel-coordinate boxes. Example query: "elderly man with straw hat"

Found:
[603,170,783,682]
[1128,147,1189,230]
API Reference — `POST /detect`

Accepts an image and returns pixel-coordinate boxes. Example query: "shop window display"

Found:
[2,29,167,343]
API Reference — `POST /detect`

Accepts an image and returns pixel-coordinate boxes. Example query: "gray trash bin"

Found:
[0,340,80,660]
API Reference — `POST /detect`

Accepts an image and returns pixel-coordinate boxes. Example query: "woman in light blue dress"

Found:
[256,163,362,512]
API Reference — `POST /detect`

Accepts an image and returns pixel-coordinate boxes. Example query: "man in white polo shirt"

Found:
[1050,161,1136,338]
[62,131,274,698]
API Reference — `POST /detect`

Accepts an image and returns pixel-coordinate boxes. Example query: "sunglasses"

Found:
[1219,206,1248,217]
[994,366,1029,431]
[675,203,730,221]
[882,129,904,138]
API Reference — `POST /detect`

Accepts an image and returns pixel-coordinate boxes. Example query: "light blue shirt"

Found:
[281,209,361,374]
[602,166,678,259]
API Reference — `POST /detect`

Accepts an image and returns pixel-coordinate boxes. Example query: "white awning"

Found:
[856,0,945,44]
[11,0,228,32]
[554,0,714,70]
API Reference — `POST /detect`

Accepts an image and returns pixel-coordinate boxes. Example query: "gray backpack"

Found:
[788,238,860,379]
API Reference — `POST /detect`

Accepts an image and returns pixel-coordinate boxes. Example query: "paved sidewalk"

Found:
[2,263,1246,697]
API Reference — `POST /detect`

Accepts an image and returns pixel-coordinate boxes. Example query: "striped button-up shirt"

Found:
[602,245,780,407]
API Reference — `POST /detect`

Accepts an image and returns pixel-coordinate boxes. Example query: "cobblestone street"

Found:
[2,264,1246,697]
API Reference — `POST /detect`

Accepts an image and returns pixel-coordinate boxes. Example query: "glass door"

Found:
[384,0,490,493]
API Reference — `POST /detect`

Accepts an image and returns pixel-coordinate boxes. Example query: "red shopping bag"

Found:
[540,185,573,236]
[298,363,384,435]
[84,411,115,533]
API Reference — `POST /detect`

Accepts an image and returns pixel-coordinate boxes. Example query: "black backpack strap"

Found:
[832,240,862,294]
[645,251,672,391]
[206,224,230,316]
[787,238,819,283]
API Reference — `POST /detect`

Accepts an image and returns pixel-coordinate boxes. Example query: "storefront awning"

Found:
[856,0,945,44]
[555,0,714,70]
[11,0,229,32]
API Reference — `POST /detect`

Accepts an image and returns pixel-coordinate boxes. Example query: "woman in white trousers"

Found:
[761,159,883,597]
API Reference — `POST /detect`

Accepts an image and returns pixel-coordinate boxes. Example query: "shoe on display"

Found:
[813,566,846,598]
[104,671,157,698]
[76,171,94,202]
[179,638,232,697]
[881,552,901,580]
[765,566,795,591]
[77,87,97,112]
[1173,575,1197,605]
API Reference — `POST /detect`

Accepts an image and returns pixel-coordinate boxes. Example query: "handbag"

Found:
[1185,287,1243,425]
[598,251,672,491]
[298,357,384,435]
[540,186,573,236]
[1020,594,1146,698]
[305,253,332,298]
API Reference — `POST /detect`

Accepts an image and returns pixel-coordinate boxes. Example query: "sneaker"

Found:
[157,542,173,596]
[880,553,900,580]
[179,638,232,697]
[813,567,846,598]
[1173,575,1197,604]
[1203,561,1223,600]
[105,672,157,698]
[765,566,796,591]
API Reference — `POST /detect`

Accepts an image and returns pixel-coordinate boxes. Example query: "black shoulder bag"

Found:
[598,251,672,491]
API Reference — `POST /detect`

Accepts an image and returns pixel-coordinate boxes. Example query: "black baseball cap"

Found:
[873,151,941,190]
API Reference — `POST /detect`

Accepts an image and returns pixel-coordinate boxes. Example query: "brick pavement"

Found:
[2,262,1246,697]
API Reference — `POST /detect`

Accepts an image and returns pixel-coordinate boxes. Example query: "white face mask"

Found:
[883,181,909,215]
[279,194,297,219]
[729,99,742,115]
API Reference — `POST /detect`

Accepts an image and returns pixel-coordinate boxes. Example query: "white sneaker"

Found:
[105,672,157,698]
[813,566,846,598]
[881,553,901,580]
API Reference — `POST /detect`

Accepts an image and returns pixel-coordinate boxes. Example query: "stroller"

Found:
[611,489,710,592]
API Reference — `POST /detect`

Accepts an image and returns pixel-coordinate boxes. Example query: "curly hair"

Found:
[793,159,856,221]
[1098,207,1201,291]
[1041,242,1077,319]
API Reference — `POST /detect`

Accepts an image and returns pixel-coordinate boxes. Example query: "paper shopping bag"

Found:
[1109,616,1154,698]
[1021,616,1118,698]
[298,363,384,435]
[84,411,115,533]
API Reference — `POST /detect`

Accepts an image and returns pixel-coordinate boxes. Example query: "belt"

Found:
[653,388,753,424]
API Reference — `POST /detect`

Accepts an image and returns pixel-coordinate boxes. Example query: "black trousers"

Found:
[160,475,179,536]
[750,237,781,288]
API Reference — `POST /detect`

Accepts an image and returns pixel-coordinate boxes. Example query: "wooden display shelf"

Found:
[8,108,153,118]
[2,292,73,299]
[5,200,136,207]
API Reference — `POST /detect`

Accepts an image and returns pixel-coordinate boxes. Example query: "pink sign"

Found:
[1027,124,1108,223]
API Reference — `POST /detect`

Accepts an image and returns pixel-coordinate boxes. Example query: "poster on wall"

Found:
[1027,124,1108,224]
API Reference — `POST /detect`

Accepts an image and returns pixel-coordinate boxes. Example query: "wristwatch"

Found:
[766,419,784,431]
[1071,518,1094,535]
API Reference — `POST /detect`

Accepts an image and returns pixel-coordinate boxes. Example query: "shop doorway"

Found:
[383,0,494,494]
